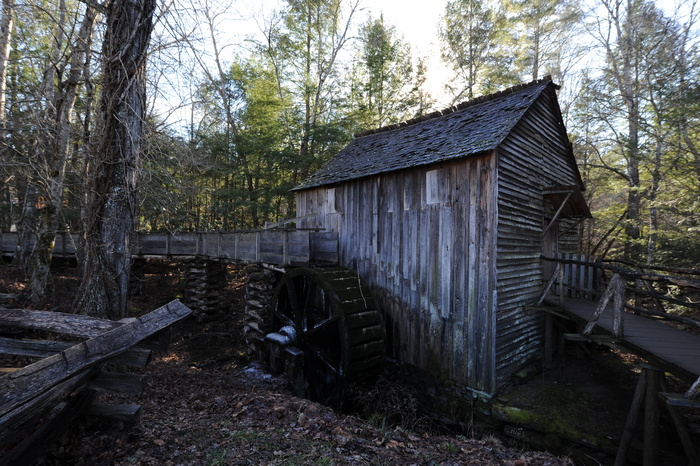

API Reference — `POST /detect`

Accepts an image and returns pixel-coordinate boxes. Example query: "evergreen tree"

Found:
[348,14,415,130]
[439,0,514,102]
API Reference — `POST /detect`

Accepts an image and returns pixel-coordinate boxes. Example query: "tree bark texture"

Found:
[74,0,154,319]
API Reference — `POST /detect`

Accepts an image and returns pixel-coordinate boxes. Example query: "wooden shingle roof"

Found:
[295,77,556,191]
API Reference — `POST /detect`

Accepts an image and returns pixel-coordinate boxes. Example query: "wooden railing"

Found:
[539,254,700,338]
[0,230,339,266]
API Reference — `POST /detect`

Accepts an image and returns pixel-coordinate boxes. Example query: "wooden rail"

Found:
[0,230,339,265]
[538,255,700,464]
[540,254,700,333]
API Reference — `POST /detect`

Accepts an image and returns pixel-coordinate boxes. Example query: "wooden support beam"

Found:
[542,191,572,237]
[537,262,560,305]
[612,275,624,337]
[88,403,142,423]
[615,369,647,466]
[643,366,661,466]
[687,376,700,399]
[583,274,621,336]
[659,377,700,466]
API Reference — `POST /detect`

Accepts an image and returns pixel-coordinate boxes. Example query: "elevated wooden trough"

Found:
[0,230,339,265]
[0,300,192,465]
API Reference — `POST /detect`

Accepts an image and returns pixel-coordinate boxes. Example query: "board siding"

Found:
[494,90,585,387]
[295,87,585,395]
[297,155,498,394]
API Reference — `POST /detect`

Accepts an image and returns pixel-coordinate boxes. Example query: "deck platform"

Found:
[544,297,700,382]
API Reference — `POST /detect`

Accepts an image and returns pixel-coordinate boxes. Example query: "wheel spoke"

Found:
[268,267,385,408]
[306,346,340,376]
[286,279,301,314]
[304,315,340,338]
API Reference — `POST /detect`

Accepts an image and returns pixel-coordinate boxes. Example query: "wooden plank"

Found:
[0,368,96,451]
[87,370,147,394]
[0,300,191,418]
[660,392,700,408]
[0,337,151,368]
[1,388,98,465]
[88,403,142,422]
[0,310,122,338]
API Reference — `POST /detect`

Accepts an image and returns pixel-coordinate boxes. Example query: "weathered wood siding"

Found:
[296,154,499,394]
[494,89,584,387]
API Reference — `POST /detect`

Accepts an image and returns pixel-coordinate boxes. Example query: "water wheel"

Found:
[269,266,385,407]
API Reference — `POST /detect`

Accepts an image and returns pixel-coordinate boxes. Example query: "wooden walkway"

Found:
[545,297,700,382]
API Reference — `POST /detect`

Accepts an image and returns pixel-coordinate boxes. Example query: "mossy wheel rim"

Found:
[270,267,385,407]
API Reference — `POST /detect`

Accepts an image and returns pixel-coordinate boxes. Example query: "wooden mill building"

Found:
[294,77,591,397]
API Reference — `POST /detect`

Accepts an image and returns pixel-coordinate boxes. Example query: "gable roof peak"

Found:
[354,76,557,139]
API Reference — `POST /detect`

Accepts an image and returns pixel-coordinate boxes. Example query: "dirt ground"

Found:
[0,260,696,465]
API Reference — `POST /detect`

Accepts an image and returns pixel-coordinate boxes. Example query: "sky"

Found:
[363,0,448,56]
[228,0,453,103]
[363,0,451,103]
[154,0,454,132]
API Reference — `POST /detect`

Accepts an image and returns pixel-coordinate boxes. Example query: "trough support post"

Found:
[643,365,661,466]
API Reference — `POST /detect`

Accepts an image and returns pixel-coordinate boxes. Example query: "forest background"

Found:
[1,0,699,317]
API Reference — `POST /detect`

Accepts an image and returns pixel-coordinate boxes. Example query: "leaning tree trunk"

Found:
[74,0,155,320]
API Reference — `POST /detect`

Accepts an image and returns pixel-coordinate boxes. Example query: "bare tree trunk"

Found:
[0,0,12,131]
[74,0,154,319]
[27,7,96,305]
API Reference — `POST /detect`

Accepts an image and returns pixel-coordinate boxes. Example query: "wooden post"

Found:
[612,275,624,337]
[255,232,260,262]
[544,313,554,366]
[558,259,565,307]
[615,370,647,466]
[659,376,700,465]
[583,274,620,335]
[643,365,661,466]
[283,230,289,265]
